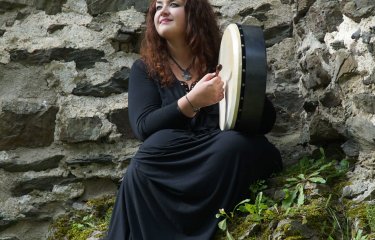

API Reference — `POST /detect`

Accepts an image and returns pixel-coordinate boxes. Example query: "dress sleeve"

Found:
[128,59,190,141]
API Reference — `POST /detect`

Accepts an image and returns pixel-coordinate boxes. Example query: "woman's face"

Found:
[154,0,187,41]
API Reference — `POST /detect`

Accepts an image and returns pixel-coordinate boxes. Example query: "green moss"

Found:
[287,198,330,232]
[48,195,115,240]
[285,237,306,240]
[346,202,369,230]
[366,203,375,232]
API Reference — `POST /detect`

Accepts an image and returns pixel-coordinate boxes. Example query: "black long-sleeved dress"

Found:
[106,59,282,240]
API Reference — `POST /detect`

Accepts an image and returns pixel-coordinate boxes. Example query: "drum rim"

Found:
[219,23,242,130]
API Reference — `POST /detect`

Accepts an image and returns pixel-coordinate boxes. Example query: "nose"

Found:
[159,5,170,16]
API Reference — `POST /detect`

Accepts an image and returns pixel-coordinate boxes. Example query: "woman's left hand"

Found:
[187,72,224,108]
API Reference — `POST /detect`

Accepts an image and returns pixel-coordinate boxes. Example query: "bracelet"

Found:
[185,95,200,113]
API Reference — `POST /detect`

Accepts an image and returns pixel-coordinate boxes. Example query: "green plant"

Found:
[351,220,369,240]
[249,179,267,200]
[281,148,349,211]
[282,163,329,210]
[215,180,274,239]
[237,192,269,222]
[215,148,354,239]
[216,198,251,240]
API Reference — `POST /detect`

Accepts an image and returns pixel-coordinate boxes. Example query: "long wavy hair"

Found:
[140,0,221,86]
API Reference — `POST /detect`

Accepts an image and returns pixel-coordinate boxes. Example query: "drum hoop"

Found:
[237,25,266,133]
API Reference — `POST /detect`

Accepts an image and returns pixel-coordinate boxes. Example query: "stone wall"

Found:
[0,0,374,239]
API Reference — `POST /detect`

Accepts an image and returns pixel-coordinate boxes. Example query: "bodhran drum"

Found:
[218,24,267,135]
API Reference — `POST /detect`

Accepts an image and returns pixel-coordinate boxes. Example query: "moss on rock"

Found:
[48,195,115,240]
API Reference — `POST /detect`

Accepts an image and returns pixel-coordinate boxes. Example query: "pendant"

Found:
[182,70,192,81]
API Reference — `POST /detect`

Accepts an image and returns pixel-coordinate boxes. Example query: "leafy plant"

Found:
[237,192,269,222]
[249,179,267,200]
[351,220,369,240]
[282,164,329,209]
[281,148,349,211]
[216,199,251,240]
[215,148,355,239]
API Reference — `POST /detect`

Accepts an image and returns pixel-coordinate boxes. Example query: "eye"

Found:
[156,5,162,10]
[170,2,181,8]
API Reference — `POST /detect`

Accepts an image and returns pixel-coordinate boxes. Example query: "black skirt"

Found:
[106,59,282,239]
[106,129,282,240]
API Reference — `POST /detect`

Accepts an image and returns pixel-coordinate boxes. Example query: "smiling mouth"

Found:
[160,19,172,24]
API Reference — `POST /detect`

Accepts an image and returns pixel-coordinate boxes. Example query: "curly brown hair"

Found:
[140,0,221,86]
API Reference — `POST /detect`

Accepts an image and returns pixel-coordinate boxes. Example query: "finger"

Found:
[218,92,224,101]
[201,73,216,82]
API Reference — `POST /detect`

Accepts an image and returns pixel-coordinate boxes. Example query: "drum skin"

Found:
[219,24,267,135]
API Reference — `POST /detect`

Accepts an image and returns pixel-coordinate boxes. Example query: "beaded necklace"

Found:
[179,80,198,93]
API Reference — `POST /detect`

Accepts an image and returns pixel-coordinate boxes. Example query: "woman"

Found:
[106,0,282,239]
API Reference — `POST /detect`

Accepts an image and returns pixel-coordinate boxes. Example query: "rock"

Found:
[300,49,331,90]
[35,0,67,15]
[0,147,64,172]
[333,51,358,83]
[342,181,373,200]
[268,91,304,135]
[353,93,375,114]
[0,219,16,232]
[66,154,114,166]
[0,100,58,150]
[108,108,135,139]
[267,38,299,84]
[47,24,67,34]
[272,218,319,239]
[80,178,118,200]
[10,169,72,197]
[319,90,342,108]
[351,28,361,40]
[85,0,149,15]
[262,2,293,47]
[52,183,85,199]
[309,115,346,145]
[0,0,28,11]
[295,0,316,21]
[303,100,319,113]
[341,0,375,23]
[59,116,104,143]
[341,139,360,158]
[72,67,130,97]
[10,48,107,70]
[363,69,375,85]
[305,0,343,41]
[330,40,346,50]
[0,63,57,102]
[361,31,372,44]
[347,116,375,149]
[0,236,20,240]
[264,24,292,47]
[220,0,266,18]
[111,28,141,53]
